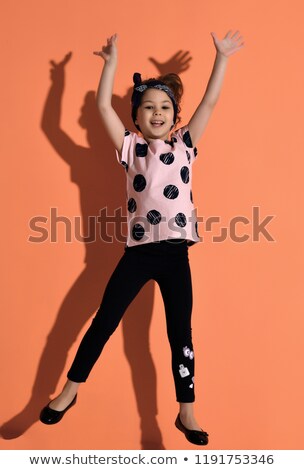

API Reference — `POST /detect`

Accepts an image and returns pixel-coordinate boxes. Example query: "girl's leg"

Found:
[47,248,151,411]
[46,379,80,411]
[156,244,202,431]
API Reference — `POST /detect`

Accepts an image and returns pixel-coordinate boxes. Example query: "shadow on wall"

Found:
[0,48,192,449]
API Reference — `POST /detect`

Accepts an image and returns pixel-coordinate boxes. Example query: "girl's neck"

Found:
[141,132,172,144]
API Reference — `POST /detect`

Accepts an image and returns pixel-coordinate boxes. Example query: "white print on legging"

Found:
[189,376,194,388]
[179,364,190,378]
[183,346,194,360]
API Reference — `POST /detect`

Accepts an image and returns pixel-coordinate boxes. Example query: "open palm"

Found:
[211,30,244,57]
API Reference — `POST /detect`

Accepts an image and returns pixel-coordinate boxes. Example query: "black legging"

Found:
[67,239,195,402]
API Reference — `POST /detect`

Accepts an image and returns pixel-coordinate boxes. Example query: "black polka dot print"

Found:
[183,131,193,148]
[122,128,201,246]
[180,166,189,184]
[175,212,187,227]
[128,198,137,213]
[132,223,145,241]
[164,137,177,146]
[160,152,175,165]
[147,209,162,225]
[133,174,146,192]
[163,185,179,199]
[135,143,148,157]
[121,161,128,172]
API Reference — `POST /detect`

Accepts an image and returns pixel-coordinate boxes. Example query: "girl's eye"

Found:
[144,106,170,111]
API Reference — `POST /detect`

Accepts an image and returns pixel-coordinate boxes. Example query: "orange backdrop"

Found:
[1,0,303,450]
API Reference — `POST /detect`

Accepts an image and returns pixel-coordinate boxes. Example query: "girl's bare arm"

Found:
[188,30,244,148]
[94,34,125,153]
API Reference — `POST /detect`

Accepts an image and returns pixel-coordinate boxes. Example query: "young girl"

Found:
[40,31,244,445]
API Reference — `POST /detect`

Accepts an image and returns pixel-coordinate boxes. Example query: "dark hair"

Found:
[157,73,183,127]
[131,73,183,130]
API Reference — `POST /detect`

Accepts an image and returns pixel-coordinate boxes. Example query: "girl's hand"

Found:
[211,30,244,57]
[93,33,118,64]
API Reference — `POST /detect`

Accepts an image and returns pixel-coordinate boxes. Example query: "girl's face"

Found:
[135,88,175,142]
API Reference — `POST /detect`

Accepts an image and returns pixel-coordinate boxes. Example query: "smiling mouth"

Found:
[151,121,164,127]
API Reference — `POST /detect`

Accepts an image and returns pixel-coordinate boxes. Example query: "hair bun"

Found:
[133,72,142,86]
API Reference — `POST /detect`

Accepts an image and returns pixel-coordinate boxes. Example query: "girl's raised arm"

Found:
[94,34,125,154]
[188,30,244,148]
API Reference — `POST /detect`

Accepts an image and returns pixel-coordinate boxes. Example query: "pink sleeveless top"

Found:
[116,125,200,247]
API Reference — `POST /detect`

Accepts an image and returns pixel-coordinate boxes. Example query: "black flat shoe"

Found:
[175,413,209,446]
[39,395,77,425]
